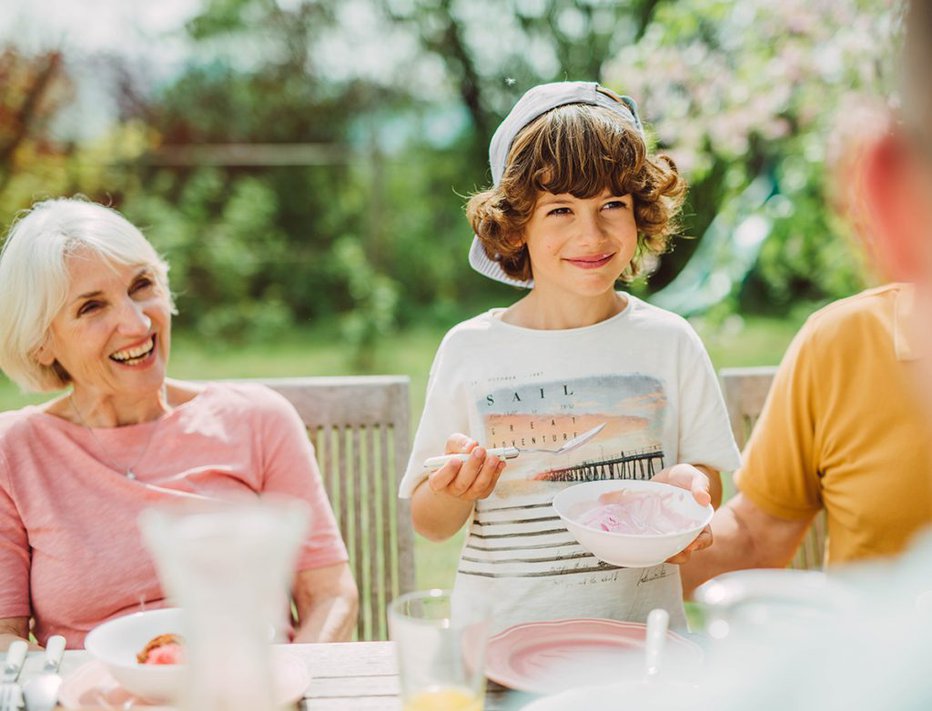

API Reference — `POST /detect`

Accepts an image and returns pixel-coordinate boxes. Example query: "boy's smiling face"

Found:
[521,189,637,300]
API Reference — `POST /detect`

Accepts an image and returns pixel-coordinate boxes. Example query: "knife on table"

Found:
[22,635,65,711]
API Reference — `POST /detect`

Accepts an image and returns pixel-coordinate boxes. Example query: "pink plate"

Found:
[485,618,702,694]
[58,652,309,709]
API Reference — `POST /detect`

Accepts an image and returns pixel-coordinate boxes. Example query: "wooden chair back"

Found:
[249,375,415,640]
[719,366,828,571]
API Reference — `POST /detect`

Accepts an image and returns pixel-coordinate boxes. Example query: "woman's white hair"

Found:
[0,197,172,392]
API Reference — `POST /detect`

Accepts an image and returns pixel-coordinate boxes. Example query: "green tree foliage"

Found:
[333,233,400,368]
[0,0,902,353]
[372,0,684,312]
[604,0,900,309]
[374,0,898,314]
[0,48,75,211]
[380,0,673,162]
[107,0,416,339]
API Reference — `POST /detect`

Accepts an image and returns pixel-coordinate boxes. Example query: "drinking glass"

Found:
[139,496,309,711]
[388,589,490,711]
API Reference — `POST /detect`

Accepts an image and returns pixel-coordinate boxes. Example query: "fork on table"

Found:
[0,640,27,711]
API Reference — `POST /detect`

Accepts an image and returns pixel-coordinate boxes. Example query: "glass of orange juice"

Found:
[389,589,490,711]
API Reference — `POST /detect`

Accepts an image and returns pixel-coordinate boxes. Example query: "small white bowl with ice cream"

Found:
[84,607,186,702]
[82,608,305,704]
[552,479,713,568]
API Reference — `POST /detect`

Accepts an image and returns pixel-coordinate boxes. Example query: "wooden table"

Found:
[21,642,538,710]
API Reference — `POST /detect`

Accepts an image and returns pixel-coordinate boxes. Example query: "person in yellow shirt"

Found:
[683,0,932,595]
[681,4,932,709]
[681,282,931,594]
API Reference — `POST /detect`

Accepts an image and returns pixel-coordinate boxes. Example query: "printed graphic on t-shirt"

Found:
[459,374,669,580]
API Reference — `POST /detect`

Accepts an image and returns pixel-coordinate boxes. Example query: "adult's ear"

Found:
[33,337,55,367]
[860,131,932,282]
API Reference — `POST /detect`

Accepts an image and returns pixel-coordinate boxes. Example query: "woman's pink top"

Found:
[0,382,348,648]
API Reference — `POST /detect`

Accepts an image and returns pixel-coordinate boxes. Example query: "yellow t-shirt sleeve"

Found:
[734,319,824,520]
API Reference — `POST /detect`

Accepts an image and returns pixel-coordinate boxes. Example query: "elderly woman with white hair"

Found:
[0,197,358,650]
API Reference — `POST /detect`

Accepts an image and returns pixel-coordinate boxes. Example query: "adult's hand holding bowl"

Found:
[552,480,714,568]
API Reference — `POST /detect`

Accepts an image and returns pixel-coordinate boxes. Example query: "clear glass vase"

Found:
[139,496,309,711]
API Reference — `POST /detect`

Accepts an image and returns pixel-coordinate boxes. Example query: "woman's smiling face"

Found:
[36,248,172,401]
[521,189,638,299]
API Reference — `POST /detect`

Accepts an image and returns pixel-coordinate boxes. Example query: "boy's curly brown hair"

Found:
[466,102,686,284]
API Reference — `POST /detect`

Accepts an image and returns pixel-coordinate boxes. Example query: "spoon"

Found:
[644,608,670,680]
[423,423,606,470]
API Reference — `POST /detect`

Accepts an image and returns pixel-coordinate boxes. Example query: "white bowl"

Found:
[84,608,309,705]
[552,480,713,568]
[84,607,185,702]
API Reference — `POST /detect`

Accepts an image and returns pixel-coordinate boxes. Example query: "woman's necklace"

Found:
[68,394,164,480]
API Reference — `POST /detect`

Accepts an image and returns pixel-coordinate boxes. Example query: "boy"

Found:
[400,82,740,631]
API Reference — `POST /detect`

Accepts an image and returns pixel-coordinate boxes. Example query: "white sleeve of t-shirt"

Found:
[398,332,472,498]
[675,326,742,473]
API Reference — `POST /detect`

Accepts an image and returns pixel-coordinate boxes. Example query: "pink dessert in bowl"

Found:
[143,643,183,665]
[552,480,714,568]
[571,488,701,535]
[136,634,184,665]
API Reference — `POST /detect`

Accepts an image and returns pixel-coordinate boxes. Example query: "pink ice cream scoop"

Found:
[137,634,185,665]
[573,489,698,535]
[142,643,184,665]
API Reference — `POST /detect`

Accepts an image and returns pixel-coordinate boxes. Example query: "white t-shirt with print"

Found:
[399,294,741,632]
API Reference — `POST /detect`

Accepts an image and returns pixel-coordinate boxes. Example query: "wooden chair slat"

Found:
[351,425,368,639]
[378,424,394,640]
[364,424,381,641]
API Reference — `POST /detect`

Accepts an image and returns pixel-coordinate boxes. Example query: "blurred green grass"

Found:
[0,310,810,590]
